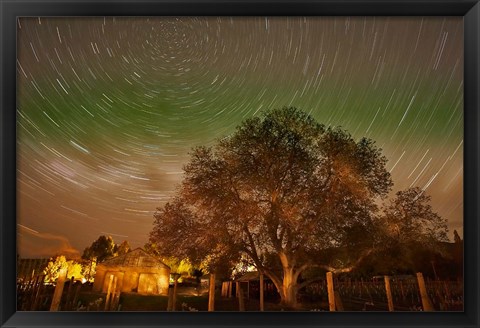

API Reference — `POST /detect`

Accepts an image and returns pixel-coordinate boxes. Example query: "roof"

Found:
[236,271,260,282]
[101,248,170,269]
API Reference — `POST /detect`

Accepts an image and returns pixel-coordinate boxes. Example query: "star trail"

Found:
[16,17,463,258]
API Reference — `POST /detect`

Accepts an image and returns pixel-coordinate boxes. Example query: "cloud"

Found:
[17,224,81,259]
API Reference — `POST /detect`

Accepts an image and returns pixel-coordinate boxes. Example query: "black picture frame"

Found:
[1,0,479,327]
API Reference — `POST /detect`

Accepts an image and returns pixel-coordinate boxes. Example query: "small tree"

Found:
[81,258,97,282]
[372,187,449,273]
[382,187,448,244]
[114,240,131,256]
[143,242,161,258]
[82,235,116,263]
[43,256,84,283]
[162,257,194,276]
[43,256,69,283]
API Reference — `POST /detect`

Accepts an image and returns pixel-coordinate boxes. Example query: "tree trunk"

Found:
[268,252,299,308]
[281,267,297,307]
[259,273,264,311]
[173,277,178,311]
[261,252,304,308]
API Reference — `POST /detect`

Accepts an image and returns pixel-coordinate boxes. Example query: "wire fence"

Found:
[302,278,463,311]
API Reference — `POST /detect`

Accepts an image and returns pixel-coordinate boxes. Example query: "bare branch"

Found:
[313,248,375,275]
[243,224,261,264]
[293,263,310,281]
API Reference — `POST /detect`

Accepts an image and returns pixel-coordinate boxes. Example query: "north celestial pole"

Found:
[16,17,463,258]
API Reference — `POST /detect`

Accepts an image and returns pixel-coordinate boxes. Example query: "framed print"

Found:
[1,0,479,328]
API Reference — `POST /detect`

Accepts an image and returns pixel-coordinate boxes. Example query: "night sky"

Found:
[17,17,463,259]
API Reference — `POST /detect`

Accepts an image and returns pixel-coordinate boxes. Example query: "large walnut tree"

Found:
[150,107,447,307]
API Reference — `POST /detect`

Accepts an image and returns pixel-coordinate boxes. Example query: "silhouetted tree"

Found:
[453,229,462,244]
[365,187,449,275]
[382,187,448,244]
[81,235,116,263]
[114,240,131,256]
[143,241,161,257]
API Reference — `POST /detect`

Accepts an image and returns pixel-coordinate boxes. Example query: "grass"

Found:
[117,293,288,311]
[75,291,299,311]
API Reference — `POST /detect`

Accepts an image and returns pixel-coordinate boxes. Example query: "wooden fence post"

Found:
[334,291,344,311]
[208,273,215,311]
[384,276,394,311]
[72,283,81,310]
[167,286,174,311]
[31,275,44,311]
[112,289,121,311]
[104,274,114,311]
[326,272,336,311]
[416,272,434,311]
[399,280,405,300]
[259,273,264,311]
[65,276,74,310]
[26,260,33,281]
[109,276,118,311]
[49,267,67,311]
[224,282,229,297]
[172,276,179,311]
[236,282,245,311]
[28,275,39,308]
[228,281,232,298]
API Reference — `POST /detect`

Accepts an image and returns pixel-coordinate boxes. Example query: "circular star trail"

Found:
[17,17,463,258]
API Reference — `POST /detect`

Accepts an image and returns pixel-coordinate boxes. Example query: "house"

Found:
[93,248,170,295]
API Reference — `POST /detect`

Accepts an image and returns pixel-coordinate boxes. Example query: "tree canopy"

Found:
[43,256,84,283]
[82,235,131,263]
[149,107,448,307]
[115,240,132,257]
[352,187,449,276]
[380,187,448,247]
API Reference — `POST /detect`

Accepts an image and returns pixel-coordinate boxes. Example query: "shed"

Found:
[93,248,170,295]
[221,271,279,300]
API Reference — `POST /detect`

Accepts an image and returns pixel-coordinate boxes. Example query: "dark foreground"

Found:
[18,280,463,312]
